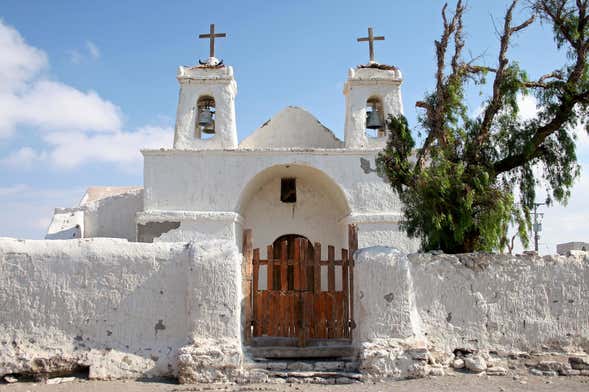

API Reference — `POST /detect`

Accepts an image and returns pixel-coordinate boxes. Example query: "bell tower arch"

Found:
[172,65,238,149]
[343,66,403,149]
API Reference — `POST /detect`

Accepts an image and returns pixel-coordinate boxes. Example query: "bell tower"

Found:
[173,24,237,150]
[343,27,403,149]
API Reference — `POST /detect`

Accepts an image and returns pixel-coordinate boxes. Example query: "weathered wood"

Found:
[267,245,274,291]
[280,240,288,291]
[242,230,253,342]
[327,245,335,339]
[313,243,321,294]
[253,248,260,336]
[341,248,349,338]
[251,238,353,344]
[348,224,358,332]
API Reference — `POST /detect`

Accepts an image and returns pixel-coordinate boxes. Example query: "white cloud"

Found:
[0,185,84,239]
[0,19,47,92]
[86,41,100,59]
[0,20,171,171]
[0,183,29,197]
[67,49,83,64]
[43,125,172,170]
[0,20,121,138]
[68,41,100,64]
[1,147,47,169]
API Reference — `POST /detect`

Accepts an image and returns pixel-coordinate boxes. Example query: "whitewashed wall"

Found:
[83,189,143,241]
[142,150,417,254]
[1,238,589,381]
[354,247,589,379]
[0,238,241,380]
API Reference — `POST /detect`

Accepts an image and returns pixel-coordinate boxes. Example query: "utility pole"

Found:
[532,203,545,253]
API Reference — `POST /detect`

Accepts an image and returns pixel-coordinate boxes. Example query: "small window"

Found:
[281,178,296,203]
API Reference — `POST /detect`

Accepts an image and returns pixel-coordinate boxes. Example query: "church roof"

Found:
[79,186,143,206]
[239,106,343,149]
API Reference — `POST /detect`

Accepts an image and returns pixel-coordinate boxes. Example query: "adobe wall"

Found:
[1,239,588,382]
[354,247,589,379]
[0,238,242,381]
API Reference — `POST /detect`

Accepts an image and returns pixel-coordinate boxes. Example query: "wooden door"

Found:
[249,237,354,346]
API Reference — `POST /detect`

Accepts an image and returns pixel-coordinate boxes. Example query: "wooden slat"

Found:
[313,243,321,293]
[280,240,288,290]
[328,246,335,292]
[252,248,260,336]
[242,229,253,342]
[327,245,335,339]
[313,243,322,337]
[299,239,308,345]
[279,241,288,336]
[267,245,274,291]
[348,224,358,333]
[342,248,349,338]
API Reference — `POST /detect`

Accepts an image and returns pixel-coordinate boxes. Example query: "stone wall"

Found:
[354,247,589,379]
[0,237,242,381]
[1,239,588,382]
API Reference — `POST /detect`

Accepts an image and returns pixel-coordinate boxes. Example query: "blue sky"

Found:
[0,1,587,253]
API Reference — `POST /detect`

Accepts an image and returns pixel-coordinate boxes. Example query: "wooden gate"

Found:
[242,226,358,346]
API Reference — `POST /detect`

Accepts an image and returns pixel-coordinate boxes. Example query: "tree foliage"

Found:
[376,0,589,253]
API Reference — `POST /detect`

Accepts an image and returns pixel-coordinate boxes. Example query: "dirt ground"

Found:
[1,375,588,392]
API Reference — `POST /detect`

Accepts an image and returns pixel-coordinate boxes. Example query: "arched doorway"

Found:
[270,234,314,291]
[237,164,351,258]
[242,225,358,350]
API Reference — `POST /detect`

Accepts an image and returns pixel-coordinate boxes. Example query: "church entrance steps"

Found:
[244,358,361,384]
[246,344,355,359]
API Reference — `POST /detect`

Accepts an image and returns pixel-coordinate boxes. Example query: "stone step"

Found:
[248,359,359,373]
[267,370,363,384]
[247,345,354,359]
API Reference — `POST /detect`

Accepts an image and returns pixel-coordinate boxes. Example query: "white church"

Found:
[4,25,589,384]
[45,25,417,257]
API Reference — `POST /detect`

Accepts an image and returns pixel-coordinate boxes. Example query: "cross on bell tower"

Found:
[357,27,385,64]
[198,23,227,66]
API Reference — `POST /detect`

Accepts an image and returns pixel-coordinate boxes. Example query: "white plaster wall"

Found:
[354,248,589,354]
[0,237,242,380]
[143,151,402,217]
[343,67,404,149]
[45,208,84,240]
[83,189,143,241]
[239,106,343,149]
[142,150,410,252]
[173,66,237,150]
[242,175,347,255]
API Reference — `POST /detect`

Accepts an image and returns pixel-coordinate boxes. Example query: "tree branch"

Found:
[494,0,589,175]
[476,0,534,147]
[415,0,465,171]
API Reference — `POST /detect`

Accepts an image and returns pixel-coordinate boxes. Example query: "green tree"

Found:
[376,0,589,253]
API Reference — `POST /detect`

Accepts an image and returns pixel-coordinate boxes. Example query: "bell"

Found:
[202,119,215,134]
[198,108,213,126]
[366,109,384,130]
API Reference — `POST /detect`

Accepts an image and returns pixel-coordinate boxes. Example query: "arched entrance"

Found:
[242,226,358,350]
[238,165,355,350]
[236,164,351,258]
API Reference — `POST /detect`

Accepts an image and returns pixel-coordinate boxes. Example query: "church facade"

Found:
[46,49,417,255]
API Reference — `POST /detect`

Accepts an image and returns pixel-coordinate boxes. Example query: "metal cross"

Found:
[198,24,227,58]
[357,27,384,63]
